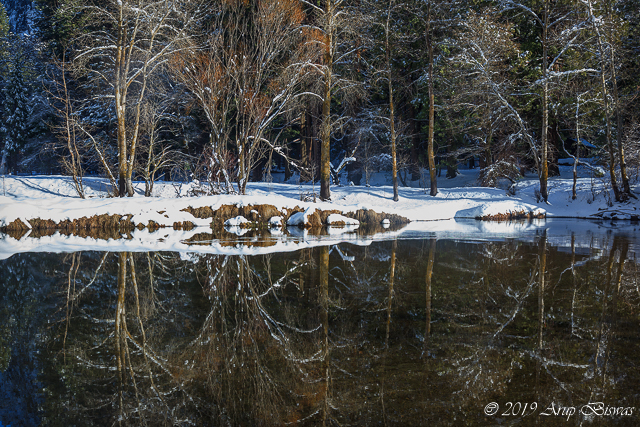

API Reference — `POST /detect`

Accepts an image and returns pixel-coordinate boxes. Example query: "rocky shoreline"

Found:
[0,203,411,236]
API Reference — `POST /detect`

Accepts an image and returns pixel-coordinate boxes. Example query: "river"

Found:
[1,219,639,426]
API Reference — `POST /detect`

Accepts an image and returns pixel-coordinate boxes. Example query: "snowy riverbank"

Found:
[1,164,640,258]
[1,162,639,230]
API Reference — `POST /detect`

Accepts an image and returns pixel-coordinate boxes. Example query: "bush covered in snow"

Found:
[478,160,522,187]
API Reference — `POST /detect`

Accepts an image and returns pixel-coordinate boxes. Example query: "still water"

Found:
[1,220,640,426]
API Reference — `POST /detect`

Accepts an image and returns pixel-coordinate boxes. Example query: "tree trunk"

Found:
[573,126,580,200]
[590,1,621,201]
[115,7,128,198]
[540,0,549,203]
[117,116,128,197]
[386,4,399,202]
[238,139,248,194]
[601,66,621,201]
[426,3,437,197]
[0,147,8,175]
[484,125,494,169]
[320,5,334,201]
[300,111,308,181]
[611,53,632,199]
[284,154,292,182]
[427,76,436,195]
[408,104,421,181]
[320,75,331,200]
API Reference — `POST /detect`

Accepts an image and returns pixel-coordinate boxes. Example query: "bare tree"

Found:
[74,0,197,197]
[582,0,634,201]
[136,100,179,197]
[169,28,236,193]
[302,0,365,201]
[495,0,582,202]
[454,11,540,187]
[172,0,310,194]
[363,0,412,201]
[47,53,86,198]
[424,0,438,196]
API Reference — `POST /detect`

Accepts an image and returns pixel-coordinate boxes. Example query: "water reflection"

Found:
[1,229,639,425]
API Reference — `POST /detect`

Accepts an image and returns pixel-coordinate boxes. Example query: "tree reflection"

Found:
[422,238,435,357]
[46,252,199,425]
[183,252,319,424]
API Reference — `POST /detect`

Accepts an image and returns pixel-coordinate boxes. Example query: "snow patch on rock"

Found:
[326,214,359,226]
[286,207,316,227]
[453,201,545,219]
[224,216,250,226]
[269,216,283,227]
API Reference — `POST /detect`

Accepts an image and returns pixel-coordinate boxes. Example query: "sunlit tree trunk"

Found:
[384,1,399,201]
[586,0,621,201]
[572,95,584,200]
[300,112,308,181]
[539,0,549,203]
[320,8,334,201]
[600,66,621,202]
[114,6,129,197]
[51,54,85,198]
[426,2,437,196]
[409,104,421,181]
[611,54,632,199]
[113,2,154,197]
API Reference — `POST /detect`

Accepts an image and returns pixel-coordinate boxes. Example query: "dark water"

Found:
[1,222,640,426]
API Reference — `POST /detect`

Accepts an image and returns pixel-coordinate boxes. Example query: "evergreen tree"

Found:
[0,2,9,37]
[0,5,10,173]
[34,0,88,57]
[0,36,33,174]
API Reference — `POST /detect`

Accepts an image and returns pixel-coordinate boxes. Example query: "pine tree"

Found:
[0,2,9,38]
[0,36,32,174]
[4,61,31,148]
[35,0,88,57]
[0,6,10,173]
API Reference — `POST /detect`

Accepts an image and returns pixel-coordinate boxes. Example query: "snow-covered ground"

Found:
[1,161,639,258]
[1,161,638,225]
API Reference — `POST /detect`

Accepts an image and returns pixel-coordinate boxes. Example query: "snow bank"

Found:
[453,201,544,219]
